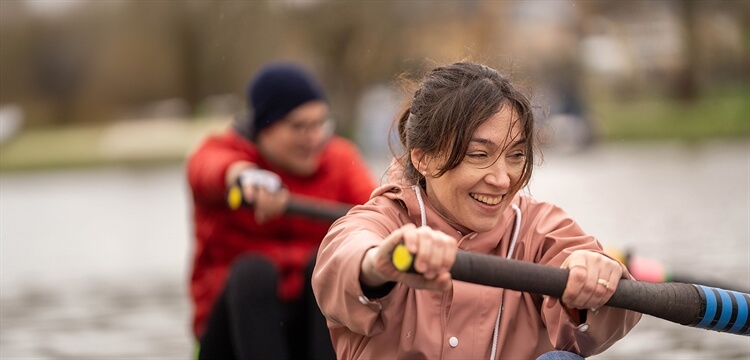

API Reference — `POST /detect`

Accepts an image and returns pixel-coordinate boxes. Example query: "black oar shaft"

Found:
[452,253,699,325]
[285,197,351,222]
[609,280,700,325]
[227,183,352,222]
[452,251,567,297]
[446,251,749,336]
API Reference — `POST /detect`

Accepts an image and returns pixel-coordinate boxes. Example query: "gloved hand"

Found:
[227,168,289,224]
[238,168,282,193]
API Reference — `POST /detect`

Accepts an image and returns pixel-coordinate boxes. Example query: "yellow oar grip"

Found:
[392,244,414,272]
[227,185,244,210]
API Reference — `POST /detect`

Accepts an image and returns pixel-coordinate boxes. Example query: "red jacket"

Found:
[187,129,377,338]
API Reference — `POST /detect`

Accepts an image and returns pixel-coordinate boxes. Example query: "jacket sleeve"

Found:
[312,197,404,336]
[187,132,251,206]
[526,202,642,357]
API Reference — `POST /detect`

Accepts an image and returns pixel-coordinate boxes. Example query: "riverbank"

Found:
[0,117,231,172]
[2,117,748,173]
[2,84,748,172]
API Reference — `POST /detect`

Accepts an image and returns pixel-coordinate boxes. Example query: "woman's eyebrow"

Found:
[469,138,497,147]
[510,137,527,148]
[470,136,527,148]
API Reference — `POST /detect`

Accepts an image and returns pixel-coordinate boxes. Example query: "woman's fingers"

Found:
[414,227,435,277]
[400,223,419,254]
[253,187,289,224]
[594,261,621,309]
[387,225,456,291]
[415,226,457,278]
[241,183,257,204]
[562,264,589,308]
[360,223,456,292]
[562,250,621,310]
[370,224,415,276]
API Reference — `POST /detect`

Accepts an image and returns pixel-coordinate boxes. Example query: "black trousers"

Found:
[198,254,336,360]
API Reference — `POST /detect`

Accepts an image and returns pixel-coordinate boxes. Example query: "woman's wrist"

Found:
[360,248,389,288]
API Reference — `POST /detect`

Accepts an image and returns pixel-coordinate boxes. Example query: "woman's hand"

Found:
[226,162,290,224]
[248,185,289,224]
[560,250,622,310]
[360,223,457,292]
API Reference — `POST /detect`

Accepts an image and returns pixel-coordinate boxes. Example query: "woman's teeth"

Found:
[470,193,502,205]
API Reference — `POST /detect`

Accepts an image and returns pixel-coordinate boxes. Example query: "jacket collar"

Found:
[374,183,520,255]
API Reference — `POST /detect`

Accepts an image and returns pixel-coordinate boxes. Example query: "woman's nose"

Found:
[484,162,510,189]
[299,119,332,142]
[304,125,327,144]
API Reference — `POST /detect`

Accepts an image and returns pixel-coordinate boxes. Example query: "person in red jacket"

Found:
[187,62,377,359]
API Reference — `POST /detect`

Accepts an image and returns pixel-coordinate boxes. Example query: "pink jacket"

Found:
[313,184,641,359]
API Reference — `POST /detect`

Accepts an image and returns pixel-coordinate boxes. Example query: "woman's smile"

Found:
[470,192,503,206]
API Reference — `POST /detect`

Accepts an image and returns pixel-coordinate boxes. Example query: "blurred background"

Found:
[1,0,748,358]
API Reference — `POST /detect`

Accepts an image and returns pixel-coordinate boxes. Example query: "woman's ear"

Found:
[410,148,428,175]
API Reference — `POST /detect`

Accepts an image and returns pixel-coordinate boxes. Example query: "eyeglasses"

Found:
[285,117,335,137]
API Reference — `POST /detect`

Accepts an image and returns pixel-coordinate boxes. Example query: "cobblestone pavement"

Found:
[1,140,748,359]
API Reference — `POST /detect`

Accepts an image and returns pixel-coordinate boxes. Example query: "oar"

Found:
[229,192,749,293]
[281,195,353,221]
[226,188,750,326]
[226,183,351,222]
[391,246,750,336]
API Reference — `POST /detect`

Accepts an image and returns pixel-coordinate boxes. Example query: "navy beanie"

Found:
[248,63,326,139]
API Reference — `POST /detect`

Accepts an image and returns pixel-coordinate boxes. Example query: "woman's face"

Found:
[416,105,526,234]
[257,101,332,176]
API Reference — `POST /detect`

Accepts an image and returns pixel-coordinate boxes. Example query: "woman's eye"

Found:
[467,153,487,159]
[509,152,526,160]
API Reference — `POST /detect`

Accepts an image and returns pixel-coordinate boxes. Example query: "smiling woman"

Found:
[412,106,527,234]
[312,62,642,360]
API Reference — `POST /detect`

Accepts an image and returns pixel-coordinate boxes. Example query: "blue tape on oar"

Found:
[727,291,749,334]
[695,285,716,329]
[693,285,750,334]
[715,289,733,330]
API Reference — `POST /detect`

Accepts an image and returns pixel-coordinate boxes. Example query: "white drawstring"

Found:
[410,185,519,359]
[411,185,427,227]
[507,204,521,260]
[489,204,521,360]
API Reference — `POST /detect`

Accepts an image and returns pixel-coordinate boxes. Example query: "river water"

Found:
[1,140,748,359]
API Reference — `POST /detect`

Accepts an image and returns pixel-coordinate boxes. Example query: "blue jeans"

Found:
[537,350,585,360]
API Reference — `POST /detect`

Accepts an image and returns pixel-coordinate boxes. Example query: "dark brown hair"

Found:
[392,62,536,193]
